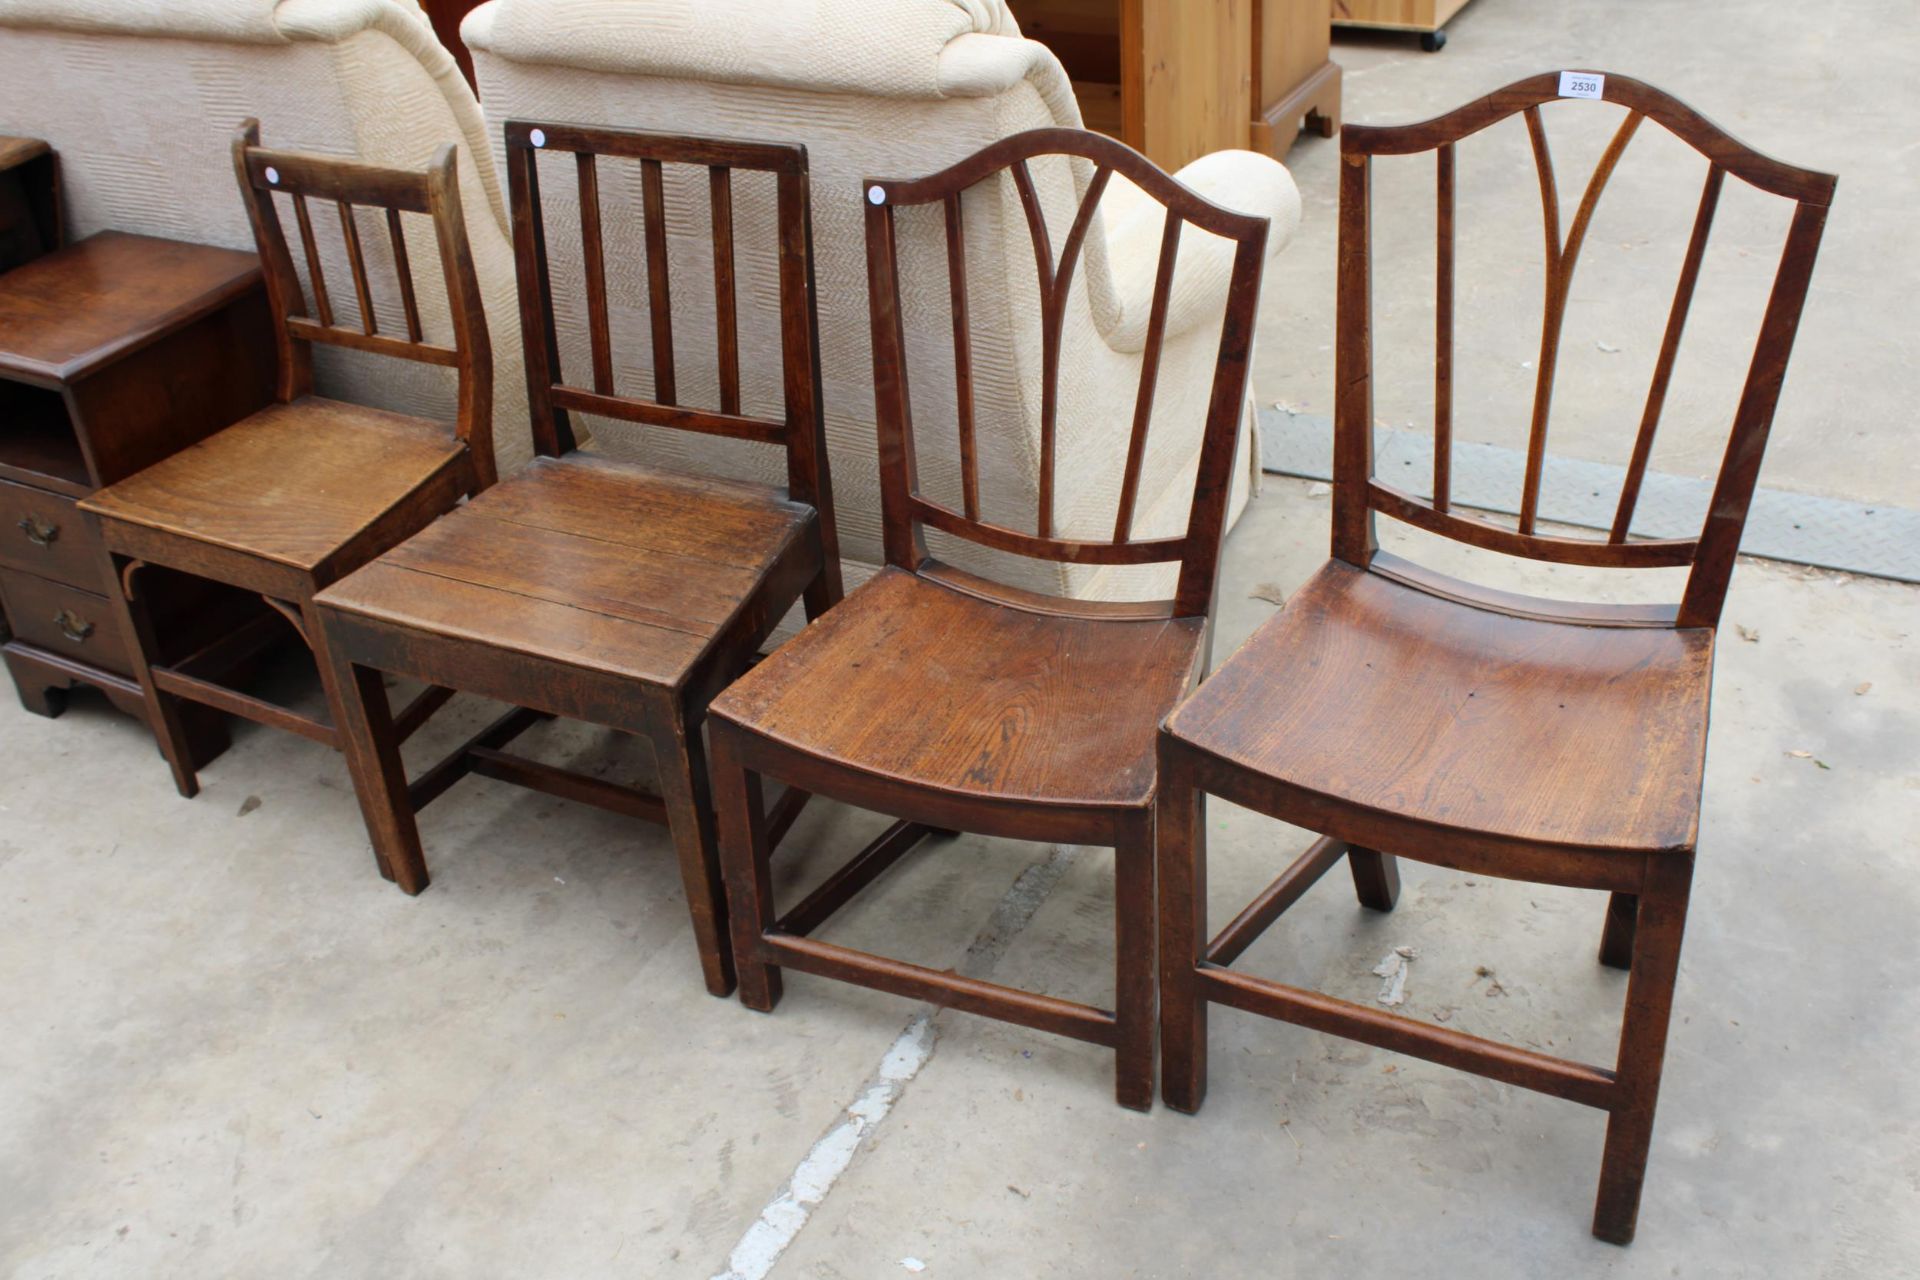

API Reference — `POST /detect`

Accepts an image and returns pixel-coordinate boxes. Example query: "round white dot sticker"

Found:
[264,166,279,185]
[867,185,886,205]
[529,128,546,148]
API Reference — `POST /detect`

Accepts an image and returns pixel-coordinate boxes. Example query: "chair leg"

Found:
[651,703,737,999]
[1592,852,1694,1245]
[1598,892,1638,970]
[310,606,419,891]
[103,553,201,798]
[1156,752,1209,1114]
[711,725,781,1010]
[1348,846,1401,912]
[1113,815,1156,1113]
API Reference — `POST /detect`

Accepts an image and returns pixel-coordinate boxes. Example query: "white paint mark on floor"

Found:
[709,843,1079,1280]
[710,1014,935,1280]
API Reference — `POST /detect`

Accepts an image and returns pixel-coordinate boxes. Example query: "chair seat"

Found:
[711,567,1205,811]
[314,453,819,690]
[80,396,469,574]
[1166,560,1714,855]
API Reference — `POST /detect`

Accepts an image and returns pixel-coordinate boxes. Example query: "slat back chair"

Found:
[238,121,495,487]
[506,120,839,606]
[313,123,843,1000]
[1157,73,1835,1244]
[80,121,496,800]
[708,128,1270,1111]
[866,126,1268,623]
[1333,71,1833,627]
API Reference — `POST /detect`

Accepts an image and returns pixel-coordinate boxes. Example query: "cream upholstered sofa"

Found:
[463,0,1300,600]
[0,0,530,473]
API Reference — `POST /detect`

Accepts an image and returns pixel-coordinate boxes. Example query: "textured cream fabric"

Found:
[466,0,1300,601]
[0,0,531,472]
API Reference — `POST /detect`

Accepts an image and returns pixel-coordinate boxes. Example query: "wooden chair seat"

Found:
[83,395,470,578]
[712,566,1205,817]
[317,452,819,690]
[1168,559,1712,860]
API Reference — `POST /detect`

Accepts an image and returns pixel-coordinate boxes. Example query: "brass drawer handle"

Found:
[53,608,94,644]
[17,515,59,548]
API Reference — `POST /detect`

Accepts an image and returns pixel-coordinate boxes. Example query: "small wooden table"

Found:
[0,229,278,757]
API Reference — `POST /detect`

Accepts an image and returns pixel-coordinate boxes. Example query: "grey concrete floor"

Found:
[6,2,1920,1277]
[4,483,1916,1278]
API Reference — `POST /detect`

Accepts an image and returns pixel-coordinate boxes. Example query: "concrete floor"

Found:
[5,3,1920,1277]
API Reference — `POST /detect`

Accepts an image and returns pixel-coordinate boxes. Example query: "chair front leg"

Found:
[711,724,781,1011]
[650,701,737,999]
[310,606,422,891]
[1592,851,1694,1245]
[1155,747,1209,1114]
[1114,813,1156,1113]
[103,552,201,798]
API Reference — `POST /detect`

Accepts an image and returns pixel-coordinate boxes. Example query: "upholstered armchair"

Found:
[0,0,530,472]
[464,0,1301,599]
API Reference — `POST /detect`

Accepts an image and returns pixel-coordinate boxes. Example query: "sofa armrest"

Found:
[1097,149,1300,354]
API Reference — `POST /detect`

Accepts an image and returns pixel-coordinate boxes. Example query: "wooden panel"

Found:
[1072,81,1125,138]
[0,232,262,385]
[0,479,99,586]
[1258,0,1331,109]
[1332,0,1474,33]
[0,569,129,674]
[1250,0,1341,161]
[1014,0,1123,81]
[0,378,87,495]
[1135,0,1250,170]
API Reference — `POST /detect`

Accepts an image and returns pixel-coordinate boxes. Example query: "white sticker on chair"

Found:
[529,128,546,148]
[1559,71,1605,100]
[867,185,886,205]
[264,166,279,185]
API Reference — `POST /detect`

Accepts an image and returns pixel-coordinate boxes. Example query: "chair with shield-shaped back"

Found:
[1155,72,1835,1242]
[707,127,1271,1110]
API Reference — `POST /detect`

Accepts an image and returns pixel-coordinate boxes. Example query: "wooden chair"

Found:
[1155,73,1835,1242]
[312,123,841,998]
[80,121,493,800]
[708,128,1271,1109]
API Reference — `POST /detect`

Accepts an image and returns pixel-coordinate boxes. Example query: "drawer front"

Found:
[0,479,104,588]
[0,568,130,673]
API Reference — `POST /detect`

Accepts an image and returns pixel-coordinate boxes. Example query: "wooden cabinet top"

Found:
[0,136,51,171]
[0,231,262,386]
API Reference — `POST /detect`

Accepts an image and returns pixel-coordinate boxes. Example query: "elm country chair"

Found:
[709,128,1270,1110]
[1156,73,1834,1242]
[81,121,493,799]
[314,124,841,998]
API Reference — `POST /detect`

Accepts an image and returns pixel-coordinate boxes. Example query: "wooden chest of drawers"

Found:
[0,222,277,755]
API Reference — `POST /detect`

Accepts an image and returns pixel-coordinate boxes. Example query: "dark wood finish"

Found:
[0,135,61,274]
[312,123,842,999]
[1158,74,1832,1243]
[417,0,482,90]
[76,121,493,799]
[709,128,1269,1108]
[0,220,273,748]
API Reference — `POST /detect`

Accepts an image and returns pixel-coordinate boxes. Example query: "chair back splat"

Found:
[504,122,839,597]
[864,127,1269,620]
[232,120,495,487]
[1333,72,1835,629]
